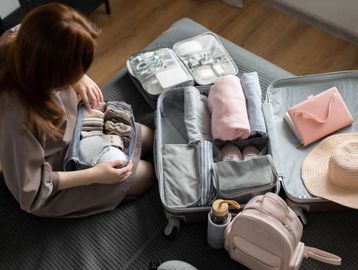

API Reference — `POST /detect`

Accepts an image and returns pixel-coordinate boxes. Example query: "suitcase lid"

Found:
[263,70,358,203]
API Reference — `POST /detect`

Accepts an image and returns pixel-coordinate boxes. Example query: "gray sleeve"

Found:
[0,115,59,214]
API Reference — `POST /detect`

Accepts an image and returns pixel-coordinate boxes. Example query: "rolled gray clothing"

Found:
[104,121,132,137]
[104,108,131,125]
[102,134,124,150]
[104,121,131,150]
[81,126,104,132]
[184,86,212,144]
[241,72,267,137]
[104,101,132,125]
[106,100,132,111]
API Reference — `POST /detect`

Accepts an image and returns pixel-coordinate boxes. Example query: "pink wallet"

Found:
[285,87,353,146]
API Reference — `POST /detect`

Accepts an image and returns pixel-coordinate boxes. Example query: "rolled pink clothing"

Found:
[208,75,250,141]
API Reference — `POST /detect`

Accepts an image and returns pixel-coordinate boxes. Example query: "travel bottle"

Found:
[207,199,240,249]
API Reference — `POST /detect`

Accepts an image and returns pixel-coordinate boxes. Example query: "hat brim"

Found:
[302,133,358,209]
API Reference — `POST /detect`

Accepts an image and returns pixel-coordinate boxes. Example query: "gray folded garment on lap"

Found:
[79,135,128,166]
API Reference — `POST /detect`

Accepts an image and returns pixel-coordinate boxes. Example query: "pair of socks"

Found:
[104,101,132,125]
[103,101,132,149]
[81,109,105,138]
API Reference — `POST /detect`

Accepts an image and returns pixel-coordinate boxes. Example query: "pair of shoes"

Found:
[221,143,260,161]
[242,145,260,160]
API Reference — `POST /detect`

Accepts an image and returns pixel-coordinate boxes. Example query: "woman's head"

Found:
[0,3,100,138]
[12,3,99,97]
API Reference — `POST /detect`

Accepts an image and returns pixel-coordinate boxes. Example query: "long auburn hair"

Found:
[0,3,99,139]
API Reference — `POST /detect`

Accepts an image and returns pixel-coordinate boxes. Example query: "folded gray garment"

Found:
[104,121,131,148]
[102,134,124,150]
[104,105,132,125]
[104,121,132,137]
[195,141,215,206]
[212,155,275,196]
[79,136,128,166]
[184,86,212,144]
[106,100,132,111]
[241,72,267,137]
[162,144,200,208]
[97,146,128,164]
[79,136,112,166]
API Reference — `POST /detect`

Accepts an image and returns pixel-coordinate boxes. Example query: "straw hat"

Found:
[302,133,358,209]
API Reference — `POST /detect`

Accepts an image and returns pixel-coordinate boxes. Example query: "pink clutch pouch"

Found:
[285,87,353,147]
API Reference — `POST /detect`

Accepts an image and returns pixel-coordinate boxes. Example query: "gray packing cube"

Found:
[155,85,280,237]
[212,155,278,201]
[63,102,137,171]
[263,70,358,220]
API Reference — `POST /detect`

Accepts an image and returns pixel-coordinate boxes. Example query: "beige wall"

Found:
[270,0,358,36]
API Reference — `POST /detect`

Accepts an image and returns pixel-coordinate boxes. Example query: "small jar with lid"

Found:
[207,199,240,249]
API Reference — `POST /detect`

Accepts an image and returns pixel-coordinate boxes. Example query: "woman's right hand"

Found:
[58,160,134,190]
[92,160,133,184]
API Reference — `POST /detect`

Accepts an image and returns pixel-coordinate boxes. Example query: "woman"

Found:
[0,3,154,217]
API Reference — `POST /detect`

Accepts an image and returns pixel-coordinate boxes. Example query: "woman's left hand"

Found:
[72,74,104,111]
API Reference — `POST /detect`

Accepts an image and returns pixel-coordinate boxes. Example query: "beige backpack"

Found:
[224,192,341,270]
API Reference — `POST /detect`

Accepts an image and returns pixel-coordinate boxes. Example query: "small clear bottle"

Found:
[207,199,240,249]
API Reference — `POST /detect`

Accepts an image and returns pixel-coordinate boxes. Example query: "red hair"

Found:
[0,3,99,138]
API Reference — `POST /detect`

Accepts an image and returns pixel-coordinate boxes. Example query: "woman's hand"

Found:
[72,74,104,112]
[92,160,134,184]
[58,161,133,190]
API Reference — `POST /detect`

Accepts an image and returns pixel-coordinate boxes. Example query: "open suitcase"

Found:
[154,84,280,237]
[263,70,358,223]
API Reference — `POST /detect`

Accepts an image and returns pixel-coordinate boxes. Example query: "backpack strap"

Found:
[304,246,341,266]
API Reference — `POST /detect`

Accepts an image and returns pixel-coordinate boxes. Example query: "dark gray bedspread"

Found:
[1,18,357,270]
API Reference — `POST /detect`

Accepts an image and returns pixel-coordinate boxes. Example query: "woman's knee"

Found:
[139,124,153,155]
[125,160,155,200]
